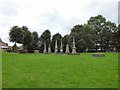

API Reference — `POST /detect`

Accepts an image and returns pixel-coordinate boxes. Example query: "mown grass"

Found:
[0,51,2,89]
[2,52,118,88]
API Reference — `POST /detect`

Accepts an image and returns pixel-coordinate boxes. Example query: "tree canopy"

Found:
[39,29,51,52]
[9,26,24,44]
[9,15,119,52]
[51,33,62,52]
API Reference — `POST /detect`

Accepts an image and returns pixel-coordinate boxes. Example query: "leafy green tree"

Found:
[9,15,118,53]
[32,31,39,50]
[101,21,117,51]
[70,24,84,52]
[80,24,95,51]
[88,15,106,51]
[9,26,23,44]
[62,34,72,52]
[51,33,62,52]
[39,29,51,52]
[70,24,95,52]
[9,25,34,51]
[22,26,33,51]
[88,15,117,52]
[117,25,120,51]
[70,24,83,37]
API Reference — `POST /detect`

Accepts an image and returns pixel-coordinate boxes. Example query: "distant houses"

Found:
[0,38,9,51]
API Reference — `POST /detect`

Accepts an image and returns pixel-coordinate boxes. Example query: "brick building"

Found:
[0,38,8,50]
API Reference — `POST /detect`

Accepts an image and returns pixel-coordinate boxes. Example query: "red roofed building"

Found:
[0,38,8,50]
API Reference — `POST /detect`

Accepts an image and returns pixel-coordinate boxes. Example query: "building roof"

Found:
[1,46,8,49]
[0,38,8,46]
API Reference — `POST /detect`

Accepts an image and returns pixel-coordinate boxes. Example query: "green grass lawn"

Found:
[2,52,118,88]
[0,51,2,89]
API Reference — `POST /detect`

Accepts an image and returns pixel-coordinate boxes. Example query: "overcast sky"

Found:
[0,0,118,46]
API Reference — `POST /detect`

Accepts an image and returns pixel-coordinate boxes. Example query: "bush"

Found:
[20,49,28,53]
[7,49,12,52]
[28,50,34,53]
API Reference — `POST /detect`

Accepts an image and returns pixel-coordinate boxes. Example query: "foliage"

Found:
[62,34,72,52]
[22,26,34,50]
[32,31,39,50]
[117,25,120,51]
[87,15,118,52]
[51,33,62,52]
[9,15,118,52]
[70,24,95,52]
[39,30,51,52]
[9,26,23,44]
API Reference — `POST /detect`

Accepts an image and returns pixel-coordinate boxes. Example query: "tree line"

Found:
[9,15,120,52]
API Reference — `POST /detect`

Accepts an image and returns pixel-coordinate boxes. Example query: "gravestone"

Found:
[34,50,39,53]
[113,47,116,52]
[43,42,47,53]
[48,45,51,53]
[72,37,76,54]
[54,40,58,53]
[86,48,88,52]
[65,44,70,54]
[60,39,63,53]
[92,53,105,57]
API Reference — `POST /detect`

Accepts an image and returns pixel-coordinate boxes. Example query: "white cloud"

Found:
[0,0,118,46]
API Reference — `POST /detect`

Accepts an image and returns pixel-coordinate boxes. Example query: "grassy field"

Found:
[2,52,118,88]
[0,51,2,89]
